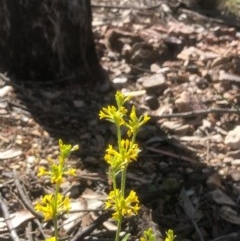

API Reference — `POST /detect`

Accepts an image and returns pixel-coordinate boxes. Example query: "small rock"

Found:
[227,150,240,159]
[162,120,194,135]
[222,157,233,164]
[210,188,236,206]
[220,206,240,225]
[150,63,161,73]
[231,159,240,165]
[175,91,193,112]
[206,173,222,190]
[145,95,159,110]
[229,170,240,182]
[140,73,167,94]
[196,77,209,89]
[0,85,13,97]
[186,64,199,74]
[225,126,240,150]
[112,76,128,86]
[73,100,85,108]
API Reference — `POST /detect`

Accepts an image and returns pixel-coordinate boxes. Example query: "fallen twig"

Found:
[152,108,240,119]
[70,211,112,241]
[91,3,162,10]
[180,188,205,241]
[0,193,20,241]
[13,169,43,219]
[209,232,240,241]
[145,146,197,164]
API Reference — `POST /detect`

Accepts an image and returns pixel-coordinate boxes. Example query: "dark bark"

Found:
[0,0,100,82]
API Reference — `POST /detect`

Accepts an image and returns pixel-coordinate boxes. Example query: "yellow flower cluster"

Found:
[165,229,176,241]
[99,95,150,137]
[104,140,140,169]
[140,228,156,241]
[37,140,78,184]
[35,193,70,221]
[99,105,128,126]
[35,138,78,234]
[126,106,150,137]
[45,237,56,241]
[38,159,76,184]
[105,189,140,220]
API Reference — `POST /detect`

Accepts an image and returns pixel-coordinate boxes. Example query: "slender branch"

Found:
[13,169,43,219]
[70,211,112,241]
[0,193,20,241]
[152,108,240,119]
[91,3,162,10]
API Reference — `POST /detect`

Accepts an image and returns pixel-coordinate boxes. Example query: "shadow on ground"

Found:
[8,74,239,241]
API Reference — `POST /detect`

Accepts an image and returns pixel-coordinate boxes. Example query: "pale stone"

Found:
[225,126,240,150]
[231,159,240,165]
[140,73,167,94]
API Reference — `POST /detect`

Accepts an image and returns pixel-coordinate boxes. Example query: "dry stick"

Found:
[91,3,162,10]
[33,219,48,240]
[13,170,47,240]
[180,189,205,241]
[209,232,240,241]
[70,211,112,241]
[0,193,20,241]
[26,222,34,241]
[152,108,240,119]
[146,146,197,165]
[13,169,43,219]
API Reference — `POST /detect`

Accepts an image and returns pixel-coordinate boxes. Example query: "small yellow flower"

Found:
[59,139,79,162]
[140,228,156,241]
[35,194,55,221]
[104,141,140,169]
[104,144,121,168]
[99,106,117,121]
[37,167,50,177]
[115,91,131,108]
[38,157,77,184]
[35,193,70,221]
[120,139,140,165]
[105,189,140,220]
[65,168,77,176]
[99,105,127,125]
[165,229,176,241]
[126,106,150,137]
[50,164,64,184]
[45,237,57,241]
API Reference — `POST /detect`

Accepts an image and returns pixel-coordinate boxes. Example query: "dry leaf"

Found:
[0,148,22,160]
[0,210,34,232]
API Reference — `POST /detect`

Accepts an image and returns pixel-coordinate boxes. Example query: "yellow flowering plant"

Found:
[34,91,177,241]
[99,91,150,241]
[140,228,176,241]
[140,228,156,241]
[35,139,78,241]
[165,229,177,241]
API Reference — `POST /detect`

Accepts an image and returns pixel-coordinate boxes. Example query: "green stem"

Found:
[53,215,58,241]
[121,168,126,197]
[53,184,60,241]
[115,217,122,241]
[111,168,117,191]
[115,121,124,241]
[116,123,121,151]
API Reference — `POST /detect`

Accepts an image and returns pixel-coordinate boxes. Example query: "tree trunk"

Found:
[0,0,100,82]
